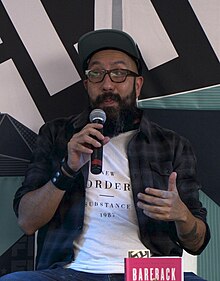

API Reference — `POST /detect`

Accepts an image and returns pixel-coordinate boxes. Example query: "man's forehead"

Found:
[88,49,136,67]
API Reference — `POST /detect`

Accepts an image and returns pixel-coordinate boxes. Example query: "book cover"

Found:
[125,257,183,281]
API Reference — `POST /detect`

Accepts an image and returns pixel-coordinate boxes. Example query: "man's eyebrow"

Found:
[88,60,127,68]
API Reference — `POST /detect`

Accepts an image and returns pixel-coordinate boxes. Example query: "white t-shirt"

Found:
[66,130,150,273]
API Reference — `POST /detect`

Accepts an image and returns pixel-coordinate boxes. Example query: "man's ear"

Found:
[135,76,144,99]
[83,79,88,90]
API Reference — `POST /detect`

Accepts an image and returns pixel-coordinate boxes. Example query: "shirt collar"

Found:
[139,110,152,141]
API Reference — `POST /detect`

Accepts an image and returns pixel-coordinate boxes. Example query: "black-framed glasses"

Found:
[85,68,139,83]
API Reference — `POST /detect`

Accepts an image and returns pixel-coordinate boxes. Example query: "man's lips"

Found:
[102,98,118,106]
[95,93,121,107]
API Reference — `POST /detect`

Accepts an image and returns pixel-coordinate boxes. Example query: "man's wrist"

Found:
[51,163,79,191]
[61,157,77,177]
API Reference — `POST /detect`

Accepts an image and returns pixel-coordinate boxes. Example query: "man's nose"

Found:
[101,73,115,91]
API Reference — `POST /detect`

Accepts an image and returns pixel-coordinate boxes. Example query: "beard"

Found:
[90,83,142,137]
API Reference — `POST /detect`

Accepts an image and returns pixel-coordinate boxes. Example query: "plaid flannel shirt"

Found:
[13,110,210,270]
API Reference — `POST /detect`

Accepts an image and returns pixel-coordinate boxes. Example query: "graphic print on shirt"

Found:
[86,131,136,222]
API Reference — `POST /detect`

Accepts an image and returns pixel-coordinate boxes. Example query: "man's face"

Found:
[84,49,143,118]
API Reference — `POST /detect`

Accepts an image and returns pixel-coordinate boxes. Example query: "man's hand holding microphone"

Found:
[66,109,110,174]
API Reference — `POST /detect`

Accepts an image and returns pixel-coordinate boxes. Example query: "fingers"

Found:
[137,193,172,220]
[137,172,183,221]
[137,202,171,220]
[138,187,172,201]
[70,123,105,153]
[137,191,173,221]
[137,190,170,206]
[168,172,177,192]
[66,123,108,171]
[103,136,110,145]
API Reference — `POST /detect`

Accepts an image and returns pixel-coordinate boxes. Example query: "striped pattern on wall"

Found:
[198,191,220,281]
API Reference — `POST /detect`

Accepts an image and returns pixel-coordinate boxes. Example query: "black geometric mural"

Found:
[0,235,35,276]
[0,114,36,275]
[0,114,37,176]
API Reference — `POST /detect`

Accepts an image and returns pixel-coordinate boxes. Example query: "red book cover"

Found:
[125,257,183,281]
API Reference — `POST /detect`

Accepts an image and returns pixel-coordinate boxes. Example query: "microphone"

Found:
[89,109,106,174]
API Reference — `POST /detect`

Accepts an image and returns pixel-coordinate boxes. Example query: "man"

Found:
[1,29,210,281]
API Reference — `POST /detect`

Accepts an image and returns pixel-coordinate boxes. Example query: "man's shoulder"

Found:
[151,120,189,142]
[41,109,89,133]
[141,113,188,144]
[151,120,179,136]
[45,115,75,127]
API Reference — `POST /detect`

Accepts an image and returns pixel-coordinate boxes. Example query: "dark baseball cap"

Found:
[78,29,141,73]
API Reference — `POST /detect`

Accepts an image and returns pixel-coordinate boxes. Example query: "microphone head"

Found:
[89,109,106,124]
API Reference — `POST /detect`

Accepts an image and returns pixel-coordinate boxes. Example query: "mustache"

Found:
[94,92,121,105]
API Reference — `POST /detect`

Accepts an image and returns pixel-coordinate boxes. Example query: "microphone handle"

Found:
[91,119,103,174]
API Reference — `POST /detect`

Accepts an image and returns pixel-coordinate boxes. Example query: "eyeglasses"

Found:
[85,69,139,83]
